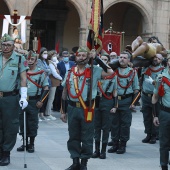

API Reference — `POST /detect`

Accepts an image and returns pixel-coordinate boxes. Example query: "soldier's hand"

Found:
[36,101,43,108]
[60,113,67,123]
[153,117,159,126]
[129,104,135,109]
[19,98,28,110]
[110,108,117,113]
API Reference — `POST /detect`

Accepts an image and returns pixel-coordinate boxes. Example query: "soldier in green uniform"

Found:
[60,47,113,170]
[108,51,140,154]
[17,51,49,153]
[0,34,28,166]
[152,55,170,170]
[92,50,117,159]
[141,53,164,144]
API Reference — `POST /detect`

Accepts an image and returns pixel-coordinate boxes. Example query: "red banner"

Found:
[102,32,122,55]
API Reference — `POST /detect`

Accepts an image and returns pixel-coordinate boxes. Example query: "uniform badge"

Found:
[24,61,28,67]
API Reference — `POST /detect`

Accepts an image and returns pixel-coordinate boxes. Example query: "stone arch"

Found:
[30,0,86,28]
[104,0,152,34]
[2,0,12,14]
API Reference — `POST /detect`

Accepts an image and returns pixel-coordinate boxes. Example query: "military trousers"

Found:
[67,104,94,159]
[159,109,170,166]
[19,99,39,137]
[141,94,157,135]
[111,96,132,142]
[94,96,113,144]
[0,95,19,151]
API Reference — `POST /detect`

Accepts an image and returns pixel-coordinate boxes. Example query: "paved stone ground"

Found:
[1,106,164,170]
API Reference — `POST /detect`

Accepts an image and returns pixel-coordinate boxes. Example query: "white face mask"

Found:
[52,56,57,62]
[42,54,48,59]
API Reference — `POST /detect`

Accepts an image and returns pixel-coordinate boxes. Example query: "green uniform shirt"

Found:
[98,75,117,93]
[154,70,170,107]
[62,65,102,101]
[27,67,49,96]
[142,66,164,93]
[0,51,28,91]
[117,67,139,95]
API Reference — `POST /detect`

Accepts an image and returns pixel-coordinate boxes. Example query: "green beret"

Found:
[1,33,14,43]
[26,50,37,59]
[100,49,109,56]
[77,46,88,53]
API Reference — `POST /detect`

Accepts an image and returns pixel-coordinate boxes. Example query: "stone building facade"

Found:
[0,0,170,52]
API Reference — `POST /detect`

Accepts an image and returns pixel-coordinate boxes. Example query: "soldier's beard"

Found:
[152,60,159,66]
[76,58,89,65]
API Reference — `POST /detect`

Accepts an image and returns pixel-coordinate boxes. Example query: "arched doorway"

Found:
[0,0,10,37]
[30,0,80,53]
[104,2,150,50]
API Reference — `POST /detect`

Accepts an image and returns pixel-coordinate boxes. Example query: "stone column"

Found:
[79,27,86,47]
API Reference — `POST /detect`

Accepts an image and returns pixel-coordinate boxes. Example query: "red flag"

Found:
[37,37,41,54]
[87,0,104,53]
[55,40,60,53]
[102,31,122,55]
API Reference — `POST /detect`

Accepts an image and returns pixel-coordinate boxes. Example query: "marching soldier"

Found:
[0,34,28,166]
[92,50,117,159]
[108,51,140,154]
[152,55,170,170]
[17,51,49,153]
[60,47,113,170]
[141,53,164,144]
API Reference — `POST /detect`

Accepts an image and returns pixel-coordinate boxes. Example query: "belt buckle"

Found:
[76,102,81,108]
[0,92,3,97]
[118,96,121,100]
[148,94,151,97]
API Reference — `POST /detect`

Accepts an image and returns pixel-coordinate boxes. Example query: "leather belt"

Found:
[117,93,133,100]
[142,91,153,97]
[0,90,19,98]
[160,104,170,113]
[27,95,40,100]
[68,100,94,108]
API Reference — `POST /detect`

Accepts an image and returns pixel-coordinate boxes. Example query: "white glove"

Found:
[145,76,154,84]
[19,87,28,110]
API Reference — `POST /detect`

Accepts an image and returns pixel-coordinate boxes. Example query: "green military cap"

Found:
[26,50,37,60]
[77,46,88,53]
[100,49,109,56]
[1,33,14,43]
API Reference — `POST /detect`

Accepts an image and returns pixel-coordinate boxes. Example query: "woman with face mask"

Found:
[37,47,51,121]
[44,50,62,120]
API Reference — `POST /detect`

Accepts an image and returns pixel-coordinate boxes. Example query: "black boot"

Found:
[80,159,88,170]
[116,141,126,154]
[92,141,100,158]
[142,134,151,143]
[0,151,10,166]
[65,158,80,170]
[107,140,113,146]
[100,143,107,159]
[28,137,35,153]
[161,165,168,170]
[17,136,28,152]
[107,140,119,153]
[149,134,156,144]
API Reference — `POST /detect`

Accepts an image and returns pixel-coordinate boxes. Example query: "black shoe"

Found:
[142,134,151,143]
[108,140,113,146]
[116,141,126,154]
[80,159,88,170]
[65,158,80,170]
[0,156,10,166]
[17,145,28,152]
[149,135,156,144]
[91,151,100,158]
[108,145,118,153]
[27,144,34,153]
[99,152,106,159]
